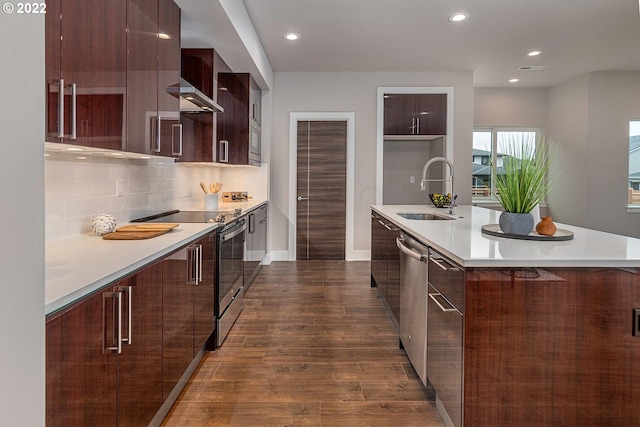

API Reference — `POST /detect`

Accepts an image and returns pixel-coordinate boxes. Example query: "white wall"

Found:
[270,71,474,257]
[0,12,45,426]
[547,71,640,237]
[474,88,548,128]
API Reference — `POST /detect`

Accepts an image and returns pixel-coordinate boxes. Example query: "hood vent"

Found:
[166,79,224,113]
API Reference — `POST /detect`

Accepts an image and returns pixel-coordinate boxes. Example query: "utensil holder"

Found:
[205,194,219,210]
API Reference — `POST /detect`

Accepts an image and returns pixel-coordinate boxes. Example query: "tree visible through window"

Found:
[472,129,538,201]
[628,120,640,204]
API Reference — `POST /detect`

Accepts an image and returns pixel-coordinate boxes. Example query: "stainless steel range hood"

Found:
[166,79,224,113]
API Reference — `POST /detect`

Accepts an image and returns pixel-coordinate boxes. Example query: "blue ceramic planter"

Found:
[499,212,534,236]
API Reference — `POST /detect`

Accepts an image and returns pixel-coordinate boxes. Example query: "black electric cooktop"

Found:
[132,210,240,225]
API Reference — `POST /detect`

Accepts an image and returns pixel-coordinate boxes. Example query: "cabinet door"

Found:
[383,94,415,135]
[217,73,250,164]
[370,212,388,294]
[116,262,163,426]
[46,290,118,426]
[58,0,127,149]
[386,224,401,324]
[157,0,182,157]
[194,233,216,353]
[126,0,158,155]
[162,246,194,400]
[45,0,61,142]
[414,94,447,135]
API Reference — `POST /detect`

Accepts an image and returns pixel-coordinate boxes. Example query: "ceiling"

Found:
[179,0,640,88]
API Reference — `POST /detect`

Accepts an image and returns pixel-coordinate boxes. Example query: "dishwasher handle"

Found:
[396,237,428,262]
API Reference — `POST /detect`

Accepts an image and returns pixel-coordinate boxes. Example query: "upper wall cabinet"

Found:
[217,73,262,166]
[384,94,447,138]
[45,0,182,156]
[46,0,127,150]
[126,0,181,157]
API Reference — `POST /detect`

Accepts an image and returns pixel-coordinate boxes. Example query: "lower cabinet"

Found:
[46,230,216,426]
[46,261,163,427]
[244,203,267,287]
[370,210,401,328]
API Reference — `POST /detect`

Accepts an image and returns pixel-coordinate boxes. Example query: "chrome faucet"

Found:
[420,156,456,213]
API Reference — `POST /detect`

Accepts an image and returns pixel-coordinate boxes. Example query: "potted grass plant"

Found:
[492,135,557,235]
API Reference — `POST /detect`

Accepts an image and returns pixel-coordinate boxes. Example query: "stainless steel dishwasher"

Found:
[427,248,464,427]
[396,232,429,386]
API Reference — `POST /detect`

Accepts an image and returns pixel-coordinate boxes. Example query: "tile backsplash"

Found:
[45,150,268,242]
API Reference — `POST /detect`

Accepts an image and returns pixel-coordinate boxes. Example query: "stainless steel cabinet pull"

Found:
[154,116,163,153]
[57,79,64,138]
[103,291,122,354]
[219,140,229,163]
[396,237,427,262]
[115,285,132,345]
[428,292,457,312]
[430,256,460,271]
[70,83,77,139]
[187,245,198,285]
[416,117,420,134]
[172,123,183,156]
[197,244,203,284]
[297,196,308,202]
[248,213,256,233]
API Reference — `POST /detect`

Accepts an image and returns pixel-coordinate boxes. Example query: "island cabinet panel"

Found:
[46,261,163,427]
[463,267,640,426]
[369,210,400,328]
[45,0,127,149]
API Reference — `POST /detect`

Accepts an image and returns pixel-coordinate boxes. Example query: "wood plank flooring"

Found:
[162,261,444,427]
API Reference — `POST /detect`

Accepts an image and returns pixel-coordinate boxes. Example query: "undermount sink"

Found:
[396,212,453,220]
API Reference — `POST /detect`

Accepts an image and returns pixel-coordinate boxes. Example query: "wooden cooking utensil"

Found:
[200,182,209,194]
[213,182,222,194]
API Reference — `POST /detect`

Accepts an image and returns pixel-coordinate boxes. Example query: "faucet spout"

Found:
[420,156,455,198]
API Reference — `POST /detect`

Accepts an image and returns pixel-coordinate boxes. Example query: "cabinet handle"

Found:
[248,213,256,234]
[172,123,182,156]
[297,196,308,202]
[429,256,460,272]
[428,291,457,312]
[57,79,64,138]
[103,291,122,354]
[187,245,197,285]
[219,140,229,163]
[70,83,77,140]
[416,117,420,134]
[114,285,132,345]
[154,116,162,153]
[197,244,203,284]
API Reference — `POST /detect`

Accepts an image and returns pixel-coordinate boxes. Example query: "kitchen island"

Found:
[372,205,640,427]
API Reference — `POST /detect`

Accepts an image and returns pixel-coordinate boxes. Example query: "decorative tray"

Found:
[481,224,574,241]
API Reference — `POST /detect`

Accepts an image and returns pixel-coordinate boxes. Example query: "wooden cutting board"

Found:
[115,223,179,232]
[103,229,171,240]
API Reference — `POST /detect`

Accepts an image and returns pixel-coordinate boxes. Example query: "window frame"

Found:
[472,126,543,205]
[627,119,640,211]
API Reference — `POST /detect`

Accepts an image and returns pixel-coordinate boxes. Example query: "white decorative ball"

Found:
[92,214,117,235]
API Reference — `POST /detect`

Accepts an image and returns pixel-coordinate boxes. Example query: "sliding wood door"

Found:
[296,120,347,260]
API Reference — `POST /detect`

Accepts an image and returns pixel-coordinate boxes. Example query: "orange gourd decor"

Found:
[536,216,557,236]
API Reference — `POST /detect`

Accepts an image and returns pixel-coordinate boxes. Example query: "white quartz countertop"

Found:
[45,223,217,316]
[372,205,640,268]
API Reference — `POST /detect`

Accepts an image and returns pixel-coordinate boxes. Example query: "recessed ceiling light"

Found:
[283,32,300,41]
[448,12,469,22]
[158,33,170,40]
[67,147,83,151]
[527,50,542,57]
[111,152,124,156]
[509,78,520,83]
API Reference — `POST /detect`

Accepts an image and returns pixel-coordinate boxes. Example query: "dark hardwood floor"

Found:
[162,261,444,426]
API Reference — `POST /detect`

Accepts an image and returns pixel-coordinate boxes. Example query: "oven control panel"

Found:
[222,191,251,202]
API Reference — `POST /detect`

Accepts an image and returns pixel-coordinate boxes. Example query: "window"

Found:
[472,128,540,201]
[628,120,640,205]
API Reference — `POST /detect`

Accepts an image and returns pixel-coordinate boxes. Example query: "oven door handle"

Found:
[221,223,247,242]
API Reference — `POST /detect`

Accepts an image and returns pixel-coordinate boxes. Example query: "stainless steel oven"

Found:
[216,218,246,346]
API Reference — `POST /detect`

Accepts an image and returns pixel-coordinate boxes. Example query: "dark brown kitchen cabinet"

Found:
[45,0,127,149]
[162,232,216,399]
[244,203,268,288]
[370,210,400,328]
[127,0,181,156]
[177,48,229,162]
[217,73,261,165]
[46,261,163,427]
[384,94,447,137]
